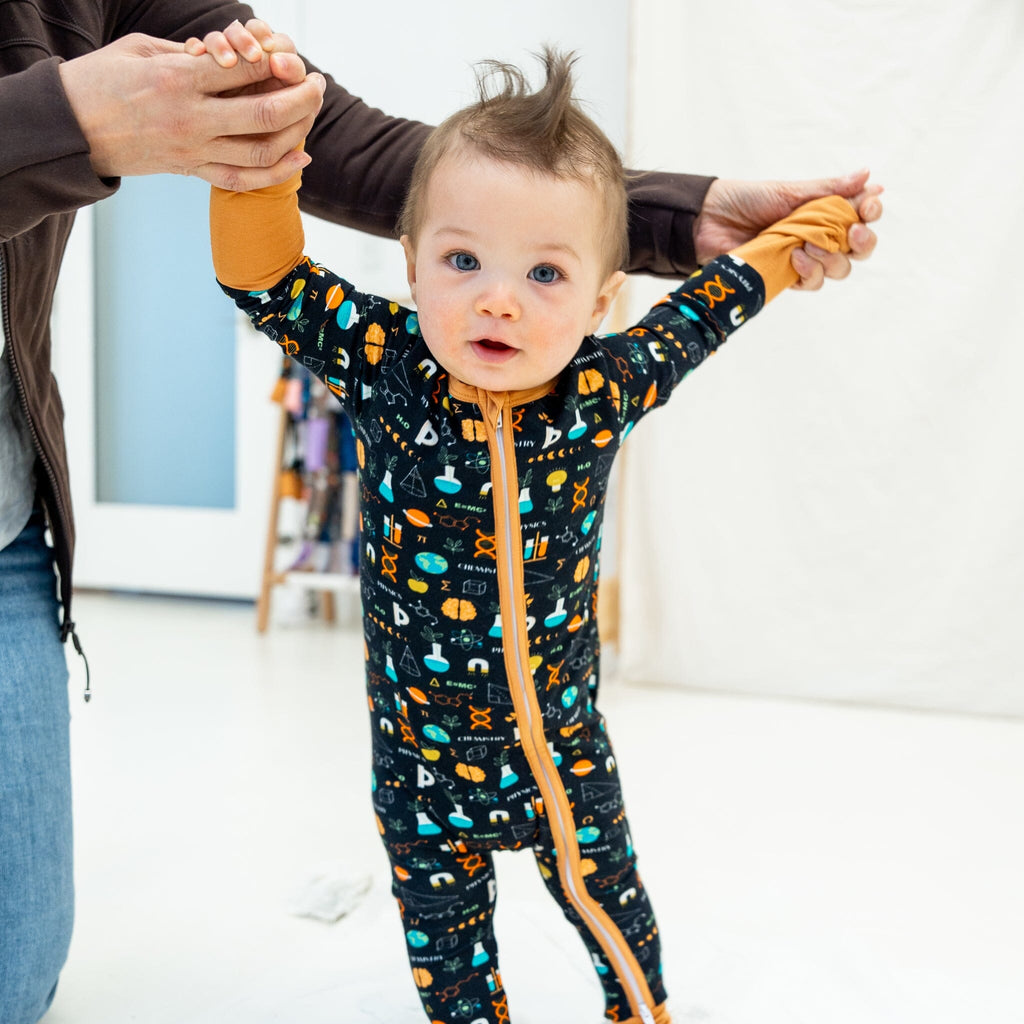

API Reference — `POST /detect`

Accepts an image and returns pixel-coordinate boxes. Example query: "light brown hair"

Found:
[397,48,628,274]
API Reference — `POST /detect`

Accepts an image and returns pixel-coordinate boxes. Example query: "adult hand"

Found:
[56,33,325,190]
[695,170,883,290]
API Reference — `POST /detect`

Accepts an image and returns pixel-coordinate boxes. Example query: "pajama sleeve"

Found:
[210,169,306,292]
[210,170,413,416]
[592,195,859,428]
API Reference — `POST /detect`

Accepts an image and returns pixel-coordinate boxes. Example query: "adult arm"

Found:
[2,0,877,277]
[298,80,879,281]
[164,7,719,277]
[108,0,437,243]
[0,0,320,240]
[0,59,117,241]
[300,93,715,278]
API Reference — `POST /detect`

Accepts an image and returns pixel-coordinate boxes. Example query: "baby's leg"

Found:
[375,770,510,1022]
[532,738,669,1023]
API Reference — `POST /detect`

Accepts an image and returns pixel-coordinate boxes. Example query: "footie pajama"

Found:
[211,175,857,1022]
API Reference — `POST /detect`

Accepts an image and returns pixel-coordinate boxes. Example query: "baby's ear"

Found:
[589,270,626,333]
[400,235,417,299]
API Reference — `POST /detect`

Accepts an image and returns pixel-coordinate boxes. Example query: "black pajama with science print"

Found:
[225,250,768,1024]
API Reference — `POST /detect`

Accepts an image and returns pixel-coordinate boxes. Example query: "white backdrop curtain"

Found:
[618,0,1024,716]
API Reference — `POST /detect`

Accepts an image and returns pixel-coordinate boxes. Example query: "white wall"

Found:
[619,0,1024,716]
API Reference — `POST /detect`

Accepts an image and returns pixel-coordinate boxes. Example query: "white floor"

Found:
[47,590,1024,1024]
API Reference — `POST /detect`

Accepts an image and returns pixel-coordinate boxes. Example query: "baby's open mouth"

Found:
[471,338,518,363]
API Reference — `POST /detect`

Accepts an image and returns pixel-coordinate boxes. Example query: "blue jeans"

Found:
[0,508,73,1024]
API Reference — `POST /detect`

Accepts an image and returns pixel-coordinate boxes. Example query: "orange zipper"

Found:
[476,387,656,1024]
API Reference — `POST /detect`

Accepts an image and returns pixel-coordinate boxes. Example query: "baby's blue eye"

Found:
[449,252,479,272]
[529,264,560,284]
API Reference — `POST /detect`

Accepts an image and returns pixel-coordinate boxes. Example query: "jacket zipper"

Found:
[1,246,91,701]
[479,389,655,1024]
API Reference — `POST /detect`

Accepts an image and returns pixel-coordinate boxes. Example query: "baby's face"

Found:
[401,151,625,393]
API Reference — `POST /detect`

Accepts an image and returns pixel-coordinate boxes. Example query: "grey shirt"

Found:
[0,264,37,551]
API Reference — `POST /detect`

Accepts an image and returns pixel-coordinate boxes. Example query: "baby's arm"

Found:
[210,162,306,292]
[197,22,310,291]
[596,194,867,423]
[210,154,399,413]
[200,26,410,414]
[659,195,863,354]
[655,194,862,346]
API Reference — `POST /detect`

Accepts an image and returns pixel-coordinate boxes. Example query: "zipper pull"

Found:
[61,620,92,703]
[479,389,507,431]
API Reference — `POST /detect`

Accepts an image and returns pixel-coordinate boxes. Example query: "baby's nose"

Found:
[475,281,520,320]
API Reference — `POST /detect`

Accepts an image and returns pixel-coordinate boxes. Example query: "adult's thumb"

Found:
[825,168,871,198]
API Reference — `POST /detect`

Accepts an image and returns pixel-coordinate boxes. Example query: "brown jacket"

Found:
[0,0,713,636]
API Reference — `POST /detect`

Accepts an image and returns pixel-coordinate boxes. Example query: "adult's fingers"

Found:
[205,68,325,137]
[819,168,871,200]
[848,222,878,262]
[790,247,827,291]
[188,46,290,96]
[196,109,318,172]
[268,50,306,87]
[195,146,311,192]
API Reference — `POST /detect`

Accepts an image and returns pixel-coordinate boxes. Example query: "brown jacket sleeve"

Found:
[297,61,715,278]
[0,58,117,241]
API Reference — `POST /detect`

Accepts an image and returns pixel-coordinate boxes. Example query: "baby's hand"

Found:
[185,19,289,65]
[185,19,310,93]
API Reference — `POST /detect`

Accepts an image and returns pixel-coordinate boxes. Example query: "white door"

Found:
[52,179,281,600]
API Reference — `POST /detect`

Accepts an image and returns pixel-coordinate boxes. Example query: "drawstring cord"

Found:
[61,619,92,702]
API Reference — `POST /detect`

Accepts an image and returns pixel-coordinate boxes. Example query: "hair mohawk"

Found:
[398,48,628,272]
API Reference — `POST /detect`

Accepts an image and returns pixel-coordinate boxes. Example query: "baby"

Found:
[203,26,866,1024]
